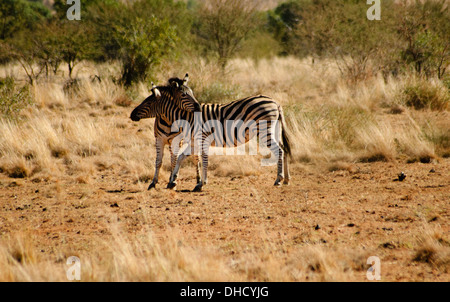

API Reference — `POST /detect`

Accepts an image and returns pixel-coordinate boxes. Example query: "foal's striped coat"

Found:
[130,74,201,189]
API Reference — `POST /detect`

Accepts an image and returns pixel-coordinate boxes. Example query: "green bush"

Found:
[268,0,449,81]
[397,0,450,80]
[193,0,260,70]
[83,0,190,85]
[0,77,32,119]
[0,0,51,41]
[400,80,449,111]
[115,16,178,86]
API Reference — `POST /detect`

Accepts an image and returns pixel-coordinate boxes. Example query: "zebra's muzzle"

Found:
[130,114,141,122]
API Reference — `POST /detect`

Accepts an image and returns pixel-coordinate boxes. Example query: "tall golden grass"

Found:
[0,223,372,281]
[1,220,446,281]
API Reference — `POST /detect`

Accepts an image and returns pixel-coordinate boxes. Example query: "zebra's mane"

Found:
[151,77,184,96]
[167,77,184,87]
[165,77,196,101]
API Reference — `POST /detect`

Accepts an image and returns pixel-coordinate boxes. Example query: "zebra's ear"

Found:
[151,82,161,98]
[169,79,179,88]
[183,73,189,85]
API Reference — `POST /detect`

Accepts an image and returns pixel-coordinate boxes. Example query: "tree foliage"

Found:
[0,0,50,40]
[115,16,178,86]
[0,0,448,85]
[268,0,449,80]
[193,0,260,70]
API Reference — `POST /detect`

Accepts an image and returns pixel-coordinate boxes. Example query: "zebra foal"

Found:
[130,74,201,190]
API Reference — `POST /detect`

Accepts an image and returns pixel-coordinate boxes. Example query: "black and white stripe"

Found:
[168,93,292,191]
[130,74,201,190]
[131,75,292,191]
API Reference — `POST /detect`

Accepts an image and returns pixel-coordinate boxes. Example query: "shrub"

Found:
[115,16,178,86]
[400,80,449,111]
[193,0,260,71]
[0,77,32,119]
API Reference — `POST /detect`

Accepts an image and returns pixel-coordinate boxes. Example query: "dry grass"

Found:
[413,224,450,271]
[0,223,374,282]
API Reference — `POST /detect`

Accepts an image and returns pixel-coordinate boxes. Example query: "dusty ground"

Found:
[0,152,448,281]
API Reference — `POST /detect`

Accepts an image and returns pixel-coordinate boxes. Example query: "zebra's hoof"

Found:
[283,180,290,185]
[148,182,156,190]
[192,185,202,192]
[274,181,282,186]
[166,182,177,189]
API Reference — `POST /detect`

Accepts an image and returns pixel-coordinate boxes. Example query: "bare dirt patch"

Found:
[1,157,448,281]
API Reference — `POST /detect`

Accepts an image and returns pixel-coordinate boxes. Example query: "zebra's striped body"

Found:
[167,94,291,191]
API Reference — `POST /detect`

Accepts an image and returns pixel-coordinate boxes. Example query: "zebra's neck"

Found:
[157,100,192,124]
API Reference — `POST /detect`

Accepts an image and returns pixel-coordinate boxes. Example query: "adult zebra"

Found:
[130,74,201,190]
[131,74,291,192]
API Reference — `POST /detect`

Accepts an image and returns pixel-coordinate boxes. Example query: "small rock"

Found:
[429,168,435,173]
[428,216,439,222]
[314,224,321,230]
[110,202,119,208]
[393,172,406,182]
[380,242,396,249]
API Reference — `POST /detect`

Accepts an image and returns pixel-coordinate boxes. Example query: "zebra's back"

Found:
[202,95,280,122]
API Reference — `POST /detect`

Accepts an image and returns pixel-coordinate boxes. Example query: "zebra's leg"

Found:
[148,138,164,190]
[266,130,284,186]
[273,144,284,186]
[193,143,208,192]
[166,141,180,189]
[167,144,191,189]
[260,121,284,186]
[283,147,290,185]
[193,154,202,184]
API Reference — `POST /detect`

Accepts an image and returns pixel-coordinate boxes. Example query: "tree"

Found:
[397,0,450,79]
[83,0,181,85]
[114,16,178,86]
[267,0,306,56]
[0,0,50,40]
[56,20,97,79]
[4,30,47,84]
[268,0,399,81]
[194,0,260,71]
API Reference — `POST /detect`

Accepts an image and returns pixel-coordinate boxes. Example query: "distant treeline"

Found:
[0,0,448,85]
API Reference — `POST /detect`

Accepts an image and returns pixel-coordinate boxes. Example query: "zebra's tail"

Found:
[278,105,292,158]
